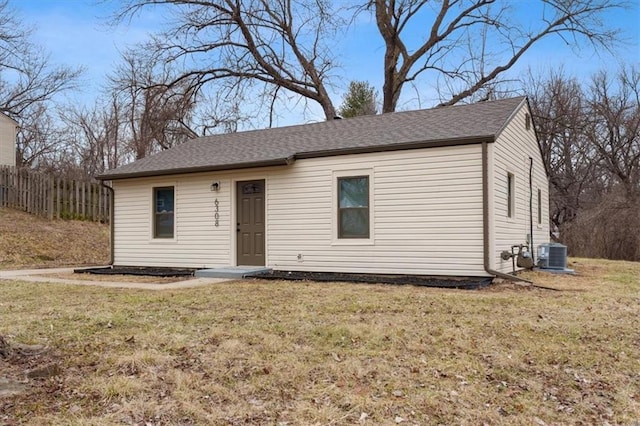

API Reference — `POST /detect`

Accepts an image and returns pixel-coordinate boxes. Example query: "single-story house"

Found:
[97,96,549,277]
[0,112,18,167]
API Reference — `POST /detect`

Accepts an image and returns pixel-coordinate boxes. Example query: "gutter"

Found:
[95,156,296,181]
[96,137,493,181]
[481,141,532,284]
[295,135,493,160]
[100,180,115,266]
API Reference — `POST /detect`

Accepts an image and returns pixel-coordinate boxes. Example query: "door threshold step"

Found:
[195,267,272,279]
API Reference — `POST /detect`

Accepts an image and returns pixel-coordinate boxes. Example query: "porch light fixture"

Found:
[210,181,221,192]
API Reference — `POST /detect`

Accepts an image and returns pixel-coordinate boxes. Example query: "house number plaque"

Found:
[214,198,219,227]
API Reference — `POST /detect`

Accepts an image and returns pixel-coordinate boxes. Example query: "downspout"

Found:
[529,156,535,264]
[100,180,115,266]
[482,141,532,283]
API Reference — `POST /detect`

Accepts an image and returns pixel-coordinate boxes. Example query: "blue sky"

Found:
[11,0,640,126]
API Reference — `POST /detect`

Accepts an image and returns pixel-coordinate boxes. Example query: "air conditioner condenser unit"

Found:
[537,243,568,270]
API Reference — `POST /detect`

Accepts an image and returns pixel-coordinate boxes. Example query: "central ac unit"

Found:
[537,243,567,270]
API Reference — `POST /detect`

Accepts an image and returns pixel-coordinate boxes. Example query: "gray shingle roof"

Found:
[97,96,526,180]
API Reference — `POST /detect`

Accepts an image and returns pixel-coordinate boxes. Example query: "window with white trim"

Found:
[153,186,175,238]
[338,176,369,239]
[507,173,515,218]
[537,188,542,225]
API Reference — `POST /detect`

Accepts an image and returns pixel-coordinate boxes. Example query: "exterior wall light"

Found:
[210,181,221,191]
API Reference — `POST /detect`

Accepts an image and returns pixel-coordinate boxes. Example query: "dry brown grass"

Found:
[42,273,192,284]
[1,258,638,425]
[0,208,109,269]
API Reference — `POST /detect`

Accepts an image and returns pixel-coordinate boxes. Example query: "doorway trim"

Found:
[232,178,267,266]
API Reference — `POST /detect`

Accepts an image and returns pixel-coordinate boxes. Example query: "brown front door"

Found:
[236,180,265,266]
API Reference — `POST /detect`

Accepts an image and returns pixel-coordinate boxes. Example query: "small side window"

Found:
[507,173,515,218]
[537,188,542,225]
[338,176,369,239]
[154,186,175,238]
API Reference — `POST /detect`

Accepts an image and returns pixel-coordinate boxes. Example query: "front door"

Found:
[236,180,265,266]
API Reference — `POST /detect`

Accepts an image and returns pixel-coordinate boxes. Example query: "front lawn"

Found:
[1,258,638,424]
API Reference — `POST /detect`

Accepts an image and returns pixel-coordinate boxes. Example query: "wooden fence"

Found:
[0,166,111,223]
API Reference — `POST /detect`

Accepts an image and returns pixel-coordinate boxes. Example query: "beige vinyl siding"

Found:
[113,175,232,267]
[268,145,485,276]
[112,144,488,276]
[0,114,17,166]
[491,104,550,273]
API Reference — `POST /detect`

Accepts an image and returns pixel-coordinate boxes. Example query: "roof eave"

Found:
[96,135,495,181]
[494,97,528,140]
[295,135,495,159]
[96,156,295,181]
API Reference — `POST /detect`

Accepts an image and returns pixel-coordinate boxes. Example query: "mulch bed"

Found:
[75,267,492,289]
[248,270,492,289]
[74,266,196,277]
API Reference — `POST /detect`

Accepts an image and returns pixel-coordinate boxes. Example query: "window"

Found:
[338,176,369,238]
[507,173,515,218]
[154,186,174,238]
[537,188,542,225]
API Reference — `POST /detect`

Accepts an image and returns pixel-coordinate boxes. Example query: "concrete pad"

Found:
[536,267,576,275]
[195,266,271,279]
[0,267,79,279]
[0,267,235,290]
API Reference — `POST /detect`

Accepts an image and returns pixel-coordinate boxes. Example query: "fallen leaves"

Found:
[0,257,638,424]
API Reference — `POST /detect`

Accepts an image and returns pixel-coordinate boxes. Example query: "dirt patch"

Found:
[0,377,27,398]
[0,335,12,359]
[250,270,492,289]
[479,279,538,292]
[0,336,57,401]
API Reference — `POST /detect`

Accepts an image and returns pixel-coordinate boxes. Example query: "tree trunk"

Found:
[319,95,337,120]
[375,0,404,114]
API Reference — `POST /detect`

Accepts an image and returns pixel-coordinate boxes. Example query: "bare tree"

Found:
[56,50,204,177]
[0,0,81,116]
[526,66,640,260]
[0,0,81,166]
[108,52,198,159]
[371,0,626,112]
[587,68,640,197]
[115,0,342,120]
[58,95,127,178]
[525,69,599,228]
[15,103,62,168]
[197,81,258,134]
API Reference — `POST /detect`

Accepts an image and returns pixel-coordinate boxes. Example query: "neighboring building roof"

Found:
[0,111,19,125]
[97,96,527,180]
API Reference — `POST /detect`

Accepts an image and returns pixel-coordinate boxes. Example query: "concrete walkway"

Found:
[0,267,235,290]
[195,266,271,279]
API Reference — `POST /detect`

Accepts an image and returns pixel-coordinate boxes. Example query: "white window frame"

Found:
[537,187,543,227]
[507,172,515,220]
[150,183,178,243]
